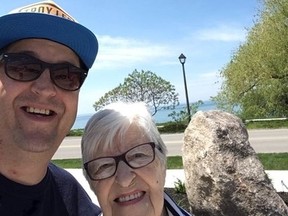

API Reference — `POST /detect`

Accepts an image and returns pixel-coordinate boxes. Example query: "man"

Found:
[0,1,101,215]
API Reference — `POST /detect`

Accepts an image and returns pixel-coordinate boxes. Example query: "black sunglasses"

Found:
[0,53,88,91]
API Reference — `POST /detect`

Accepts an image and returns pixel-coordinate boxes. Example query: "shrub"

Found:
[157,122,187,133]
[174,178,186,194]
[67,129,84,136]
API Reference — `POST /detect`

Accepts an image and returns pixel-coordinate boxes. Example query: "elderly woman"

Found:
[81,102,191,216]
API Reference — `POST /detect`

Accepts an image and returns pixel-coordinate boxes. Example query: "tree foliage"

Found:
[168,100,204,124]
[93,70,179,115]
[213,0,288,119]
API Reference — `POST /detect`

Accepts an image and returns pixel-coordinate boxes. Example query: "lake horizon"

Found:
[72,100,217,129]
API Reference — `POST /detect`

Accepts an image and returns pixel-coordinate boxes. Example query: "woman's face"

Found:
[88,126,166,216]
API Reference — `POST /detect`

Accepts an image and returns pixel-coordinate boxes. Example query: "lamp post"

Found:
[178,53,191,123]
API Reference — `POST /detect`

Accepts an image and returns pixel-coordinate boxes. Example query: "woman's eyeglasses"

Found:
[84,142,157,181]
[0,53,87,91]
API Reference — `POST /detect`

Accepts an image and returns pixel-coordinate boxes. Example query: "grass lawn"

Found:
[257,153,288,170]
[52,153,288,170]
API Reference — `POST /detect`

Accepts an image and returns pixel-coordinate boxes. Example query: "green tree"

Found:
[93,70,179,115]
[168,100,204,123]
[213,0,288,119]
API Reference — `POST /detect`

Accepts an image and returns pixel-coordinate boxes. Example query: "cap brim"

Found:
[0,13,98,69]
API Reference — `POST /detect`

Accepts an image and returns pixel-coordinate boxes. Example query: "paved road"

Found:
[53,129,288,159]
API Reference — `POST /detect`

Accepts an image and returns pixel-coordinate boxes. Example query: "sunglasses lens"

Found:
[6,58,42,81]
[51,66,86,91]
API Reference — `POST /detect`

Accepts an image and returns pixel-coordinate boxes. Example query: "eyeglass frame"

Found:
[0,53,88,91]
[84,142,158,181]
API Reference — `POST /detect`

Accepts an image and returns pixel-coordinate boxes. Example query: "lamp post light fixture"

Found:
[178,53,191,123]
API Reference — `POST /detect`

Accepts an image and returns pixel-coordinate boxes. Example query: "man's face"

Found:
[0,39,81,154]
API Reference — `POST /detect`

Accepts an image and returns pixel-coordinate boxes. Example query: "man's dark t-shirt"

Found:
[0,163,101,216]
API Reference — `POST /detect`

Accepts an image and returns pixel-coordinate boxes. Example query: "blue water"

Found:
[72,100,217,129]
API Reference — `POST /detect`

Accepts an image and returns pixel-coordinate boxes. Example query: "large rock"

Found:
[182,110,288,216]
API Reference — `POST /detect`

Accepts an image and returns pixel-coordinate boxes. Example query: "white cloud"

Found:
[93,35,173,70]
[199,71,218,79]
[195,25,247,42]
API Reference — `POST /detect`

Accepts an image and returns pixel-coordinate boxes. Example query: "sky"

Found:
[0,0,263,115]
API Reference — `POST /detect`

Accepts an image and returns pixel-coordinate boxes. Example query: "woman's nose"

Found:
[114,161,136,187]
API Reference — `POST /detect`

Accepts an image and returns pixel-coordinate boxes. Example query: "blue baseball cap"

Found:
[0,0,98,69]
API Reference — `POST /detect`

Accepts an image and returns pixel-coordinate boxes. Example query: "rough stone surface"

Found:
[182,110,288,216]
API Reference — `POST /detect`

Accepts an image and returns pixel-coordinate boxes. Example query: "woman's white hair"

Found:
[81,102,167,170]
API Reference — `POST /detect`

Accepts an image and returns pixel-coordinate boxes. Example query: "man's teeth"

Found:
[118,192,142,203]
[26,107,51,115]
